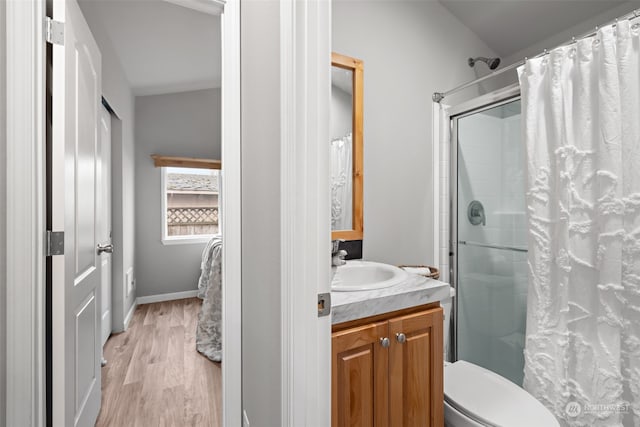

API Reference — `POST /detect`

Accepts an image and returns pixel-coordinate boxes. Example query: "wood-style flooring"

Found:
[96,298,221,427]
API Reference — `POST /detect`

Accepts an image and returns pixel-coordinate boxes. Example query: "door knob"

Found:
[97,243,113,255]
[396,333,406,344]
[380,337,390,348]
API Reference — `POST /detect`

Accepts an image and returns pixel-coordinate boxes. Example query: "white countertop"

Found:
[331,273,452,324]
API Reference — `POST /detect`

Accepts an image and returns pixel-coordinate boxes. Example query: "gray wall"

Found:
[0,0,6,422]
[241,1,281,425]
[134,89,221,298]
[80,2,137,331]
[332,0,498,265]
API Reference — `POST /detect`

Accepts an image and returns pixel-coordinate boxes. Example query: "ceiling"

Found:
[439,0,632,58]
[79,0,636,95]
[79,0,221,96]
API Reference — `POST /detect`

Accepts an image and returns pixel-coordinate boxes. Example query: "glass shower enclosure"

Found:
[450,98,527,386]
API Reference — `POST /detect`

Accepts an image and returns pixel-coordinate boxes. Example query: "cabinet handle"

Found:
[396,333,406,344]
[380,337,390,348]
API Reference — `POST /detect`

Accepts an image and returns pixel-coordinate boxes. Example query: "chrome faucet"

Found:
[331,239,347,267]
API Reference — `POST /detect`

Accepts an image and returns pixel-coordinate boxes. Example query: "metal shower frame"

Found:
[446,85,521,362]
[438,5,640,362]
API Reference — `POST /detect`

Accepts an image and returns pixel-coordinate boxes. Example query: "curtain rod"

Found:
[433,7,640,103]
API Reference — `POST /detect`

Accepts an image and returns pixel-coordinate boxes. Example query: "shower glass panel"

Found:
[454,99,527,386]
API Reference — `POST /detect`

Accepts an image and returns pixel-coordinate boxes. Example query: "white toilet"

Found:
[444,360,560,427]
[440,288,559,427]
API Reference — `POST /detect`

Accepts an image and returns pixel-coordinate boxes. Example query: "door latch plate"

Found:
[318,292,331,317]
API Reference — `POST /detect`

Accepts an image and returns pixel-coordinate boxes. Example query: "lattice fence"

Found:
[167,207,219,226]
[167,207,219,237]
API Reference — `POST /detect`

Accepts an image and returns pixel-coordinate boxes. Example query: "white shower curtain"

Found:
[518,20,640,426]
[331,133,352,230]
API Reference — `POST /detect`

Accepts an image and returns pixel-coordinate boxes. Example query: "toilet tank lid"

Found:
[444,361,559,427]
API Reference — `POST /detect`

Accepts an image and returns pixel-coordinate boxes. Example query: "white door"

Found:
[51,0,103,425]
[99,105,112,348]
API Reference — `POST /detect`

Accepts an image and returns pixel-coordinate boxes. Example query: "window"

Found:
[161,167,220,244]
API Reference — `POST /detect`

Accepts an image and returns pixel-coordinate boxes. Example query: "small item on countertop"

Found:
[397,264,440,280]
[402,266,431,275]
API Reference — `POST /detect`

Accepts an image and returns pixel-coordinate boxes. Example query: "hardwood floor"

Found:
[96,298,221,427]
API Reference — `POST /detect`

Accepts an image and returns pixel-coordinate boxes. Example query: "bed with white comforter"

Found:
[195,235,222,362]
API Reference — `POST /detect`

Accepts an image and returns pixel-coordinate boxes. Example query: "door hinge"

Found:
[45,17,64,45]
[46,231,65,256]
[318,292,331,317]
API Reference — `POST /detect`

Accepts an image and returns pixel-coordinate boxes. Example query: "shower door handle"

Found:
[458,240,527,253]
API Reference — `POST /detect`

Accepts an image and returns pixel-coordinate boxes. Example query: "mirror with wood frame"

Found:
[331,52,363,241]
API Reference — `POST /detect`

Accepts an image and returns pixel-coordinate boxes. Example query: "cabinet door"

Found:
[332,321,389,427]
[388,308,443,427]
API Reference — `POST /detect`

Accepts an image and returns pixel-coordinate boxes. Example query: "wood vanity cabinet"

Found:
[332,304,444,427]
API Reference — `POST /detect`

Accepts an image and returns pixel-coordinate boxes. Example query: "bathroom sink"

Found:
[332,260,409,291]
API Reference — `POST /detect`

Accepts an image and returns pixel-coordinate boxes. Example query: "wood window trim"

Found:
[151,154,221,170]
[331,52,364,241]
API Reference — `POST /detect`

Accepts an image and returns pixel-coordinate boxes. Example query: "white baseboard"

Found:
[123,300,138,330]
[136,289,199,305]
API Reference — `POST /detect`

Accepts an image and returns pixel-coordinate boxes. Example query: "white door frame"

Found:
[4,0,242,425]
[218,0,242,425]
[174,1,243,424]
[280,0,332,424]
[5,1,47,426]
